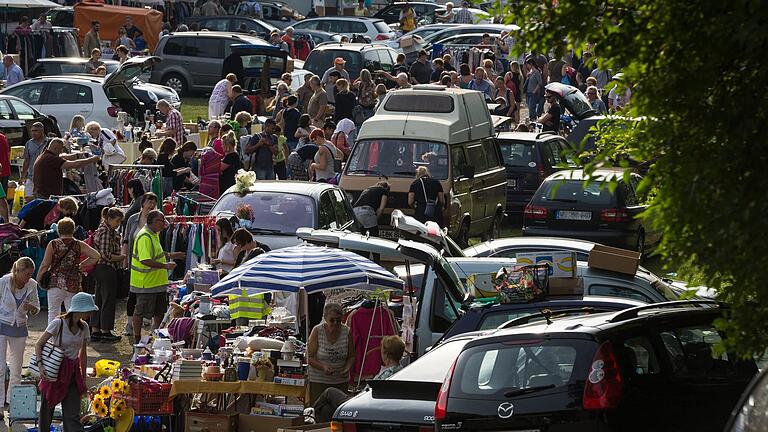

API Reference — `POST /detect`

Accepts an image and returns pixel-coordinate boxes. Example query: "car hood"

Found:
[132,81,179,104]
[104,56,162,90]
[251,233,303,251]
[545,82,597,120]
[334,381,441,425]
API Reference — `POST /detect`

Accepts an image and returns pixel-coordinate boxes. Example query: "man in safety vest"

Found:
[130,210,185,343]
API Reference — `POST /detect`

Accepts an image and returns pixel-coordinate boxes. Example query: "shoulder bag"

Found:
[420,178,437,219]
[39,240,77,291]
[28,319,65,381]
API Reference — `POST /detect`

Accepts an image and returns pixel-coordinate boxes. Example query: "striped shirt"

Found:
[308,324,350,384]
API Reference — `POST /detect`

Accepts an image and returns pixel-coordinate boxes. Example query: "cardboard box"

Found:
[517,252,577,279]
[587,245,641,275]
[186,413,238,432]
[277,424,331,432]
[239,414,303,432]
[548,277,584,296]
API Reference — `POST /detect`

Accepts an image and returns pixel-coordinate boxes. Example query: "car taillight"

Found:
[600,208,630,223]
[375,34,389,40]
[583,341,622,410]
[435,358,457,422]
[107,106,119,117]
[523,204,547,220]
[329,422,356,432]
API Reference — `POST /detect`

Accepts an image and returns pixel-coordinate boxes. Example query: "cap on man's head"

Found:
[418,49,428,57]
[334,57,346,65]
[32,121,44,130]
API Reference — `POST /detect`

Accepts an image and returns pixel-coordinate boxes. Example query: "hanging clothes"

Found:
[346,303,398,383]
[198,148,222,199]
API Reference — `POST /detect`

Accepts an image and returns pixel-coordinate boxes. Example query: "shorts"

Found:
[134,292,169,319]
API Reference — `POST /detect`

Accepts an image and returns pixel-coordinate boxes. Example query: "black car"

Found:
[726,367,768,432]
[523,168,658,255]
[435,296,645,345]
[302,42,398,81]
[183,16,278,38]
[373,1,441,24]
[435,301,757,432]
[332,331,486,432]
[498,131,575,215]
[0,95,61,146]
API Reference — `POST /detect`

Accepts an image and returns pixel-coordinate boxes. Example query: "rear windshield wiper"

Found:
[547,198,578,203]
[503,384,555,398]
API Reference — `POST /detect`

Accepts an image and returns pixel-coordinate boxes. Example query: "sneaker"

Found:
[91,332,104,343]
[100,332,122,343]
[124,321,133,336]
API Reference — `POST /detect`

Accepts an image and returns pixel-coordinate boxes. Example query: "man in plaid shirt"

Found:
[454,1,473,24]
[91,207,127,343]
[158,99,184,146]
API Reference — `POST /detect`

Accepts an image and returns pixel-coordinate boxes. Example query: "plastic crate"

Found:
[119,382,172,415]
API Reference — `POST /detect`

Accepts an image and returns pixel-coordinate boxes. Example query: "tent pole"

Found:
[356,294,378,389]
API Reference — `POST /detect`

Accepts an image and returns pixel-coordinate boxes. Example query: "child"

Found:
[273,126,288,180]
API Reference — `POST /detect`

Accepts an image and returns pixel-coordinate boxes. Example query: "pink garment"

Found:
[211,138,224,156]
[39,356,85,406]
[347,306,396,383]
[168,317,196,346]
[198,148,221,199]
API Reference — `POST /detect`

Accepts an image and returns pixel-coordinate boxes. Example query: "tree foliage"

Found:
[501,0,768,355]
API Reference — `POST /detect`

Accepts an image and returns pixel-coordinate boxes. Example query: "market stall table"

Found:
[169,380,306,399]
[121,133,201,162]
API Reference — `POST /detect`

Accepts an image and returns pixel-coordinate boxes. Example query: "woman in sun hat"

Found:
[36,292,98,432]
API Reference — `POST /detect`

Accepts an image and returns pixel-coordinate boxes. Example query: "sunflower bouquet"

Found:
[91,379,131,420]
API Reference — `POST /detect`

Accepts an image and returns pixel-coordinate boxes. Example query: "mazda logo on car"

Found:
[497,402,514,419]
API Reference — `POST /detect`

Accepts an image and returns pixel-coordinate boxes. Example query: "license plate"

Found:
[507,179,517,188]
[557,210,592,221]
[378,229,399,240]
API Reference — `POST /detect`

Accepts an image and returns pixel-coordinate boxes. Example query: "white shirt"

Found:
[45,318,90,360]
[0,275,39,327]
[217,242,236,272]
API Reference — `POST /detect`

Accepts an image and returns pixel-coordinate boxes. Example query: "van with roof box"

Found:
[340,86,507,246]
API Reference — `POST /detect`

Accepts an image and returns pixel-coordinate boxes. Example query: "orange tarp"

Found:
[73,2,163,53]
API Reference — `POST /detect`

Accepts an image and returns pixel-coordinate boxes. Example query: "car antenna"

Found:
[541,308,553,325]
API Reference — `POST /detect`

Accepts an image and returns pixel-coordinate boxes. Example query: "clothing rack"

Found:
[175,192,217,216]
[165,215,217,223]
[107,164,164,172]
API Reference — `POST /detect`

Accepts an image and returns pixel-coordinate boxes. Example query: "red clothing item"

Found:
[39,356,85,406]
[0,133,9,177]
[281,34,295,57]
[346,305,397,383]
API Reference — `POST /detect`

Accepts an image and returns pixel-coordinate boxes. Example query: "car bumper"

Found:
[506,191,534,213]
[522,227,636,249]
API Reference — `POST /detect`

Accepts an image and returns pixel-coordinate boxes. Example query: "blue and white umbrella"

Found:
[210,244,404,297]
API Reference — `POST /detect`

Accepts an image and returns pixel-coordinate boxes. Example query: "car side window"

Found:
[350,21,368,34]
[163,37,186,55]
[332,190,352,228]
[629,174,645,203]
[317,191,336,229]
[451,145,468,177]
[482,139,501,169]
[363,50,381,70]
[621,181,638,206]
[193,38,224,58]
[9,100,37,120]
[430,275,461,333]
[5,83,44,106]
[588,283,653,303]
[202,19,230,32]
[621,336,660,376]
[377,49,394,72]
[658,325,752,378]
[544,140,564,166]
[467,143,488,173]
[296,20,318,30]
[0,101,13,120]
[47,84,93,104]
[316,20,334,33]
[242,20,267,34]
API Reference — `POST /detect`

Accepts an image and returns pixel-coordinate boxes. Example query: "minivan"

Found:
[339,86,507,246]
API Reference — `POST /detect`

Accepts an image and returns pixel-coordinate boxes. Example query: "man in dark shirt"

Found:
[245,118,278,180]
[393,53,408,75]
[539,91,561,133]
[124,16,143,40]
[230,85,253,116]
[430,58,445,83]
[33,138,98,199]
[353,181,390,236]
[409,50,432,85]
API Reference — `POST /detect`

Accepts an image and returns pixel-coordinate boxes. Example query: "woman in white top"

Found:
[0,257,39,417]
[85,121,126,169]
[309,129,339,183]
[209,73,238,120]
[36,292,98,432]
[211,218,236,273]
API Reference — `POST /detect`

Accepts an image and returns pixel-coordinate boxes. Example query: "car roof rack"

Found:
[607,300,721,323]
[535,131,557,139]
[498,307,607,329]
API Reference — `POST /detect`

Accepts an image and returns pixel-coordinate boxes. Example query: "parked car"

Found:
[726,367,768,432]
[48,6,72,26]
[332,330,487,432]
[420,23,516,46]
[293,29,342,45]
[2,56,164,130]
[496,131,575,214]
[183,16,278,38]
[417,7,493,26]
[428,32,501,49]
[233,1,304,29]
[291,17,395,41]
[373,1,441,25]
[464,236,600,261]
[0,95,61,147]
[385,23,460,49]
[26,57,180,115]
[151,32,284,95]
[302,42,398,81]
[435,302,757,432]
[209,182,359,251]
[523,168,658,255]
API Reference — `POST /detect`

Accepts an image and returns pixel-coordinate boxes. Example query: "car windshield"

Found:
[535,179,616,206]
[500,142,534,167]
[454,339,590,399]
[211,192,315,234]
[390,338,471,382]
[346,139,449,180]
[304,50,362,79]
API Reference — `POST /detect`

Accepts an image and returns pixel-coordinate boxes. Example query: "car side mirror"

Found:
[461,165,475,179]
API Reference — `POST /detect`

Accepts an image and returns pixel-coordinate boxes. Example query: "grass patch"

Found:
[181,97,209,123]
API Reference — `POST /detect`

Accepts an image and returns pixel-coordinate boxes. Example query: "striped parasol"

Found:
[210,243,403,297]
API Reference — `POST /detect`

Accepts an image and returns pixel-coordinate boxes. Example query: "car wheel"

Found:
[635,230,646,261]
[164,73,187,96]
[456,219,470,248]
[481,211,503,242]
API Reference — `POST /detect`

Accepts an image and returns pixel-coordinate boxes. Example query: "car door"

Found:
[331,189,356,230]
[481,138,505,223]
[450,144,472,235]
[466,141,488,232]
[0,100,25,146]
[187,37,225,89]
[2,82,45,112]
[8,98,50,141]
[317,190,337,229]
[41,82,94,126]
[628,173,658,243]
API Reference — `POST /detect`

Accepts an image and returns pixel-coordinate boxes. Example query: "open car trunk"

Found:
[103,56,162,123]
[222,44,288,96]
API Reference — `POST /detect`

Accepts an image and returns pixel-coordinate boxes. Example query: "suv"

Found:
[498,131,575,214]
[183,16,277,38]
[435,302,758,432]
[291,17,395,41]
[523,168,658,255]
[303,43,398,81]
[151,32,276,95]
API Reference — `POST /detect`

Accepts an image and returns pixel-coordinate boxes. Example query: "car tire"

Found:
[636,230,646,261]
[164,73,187,96]
[456,219,470,248]
[482,211,503,242]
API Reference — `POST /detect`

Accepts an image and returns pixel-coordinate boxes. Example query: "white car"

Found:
[1,56,170,130]
[291,16,396,41]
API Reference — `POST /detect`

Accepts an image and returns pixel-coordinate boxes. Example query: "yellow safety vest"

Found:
[229,291,268,320]
[130,226,169,293]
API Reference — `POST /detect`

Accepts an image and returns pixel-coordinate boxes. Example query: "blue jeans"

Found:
[527,94,544,120]
[255,168,274,180]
